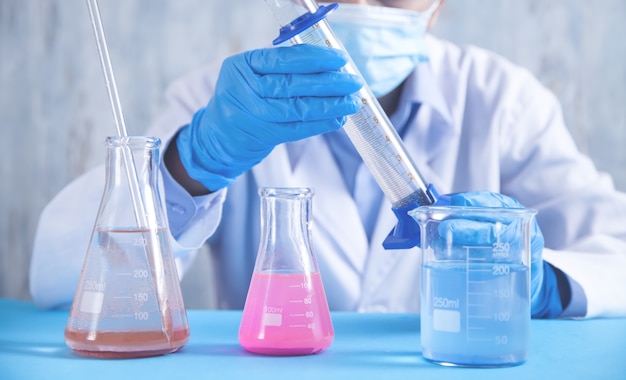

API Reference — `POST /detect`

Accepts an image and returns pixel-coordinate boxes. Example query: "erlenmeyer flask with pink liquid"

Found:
[239,187,334,356]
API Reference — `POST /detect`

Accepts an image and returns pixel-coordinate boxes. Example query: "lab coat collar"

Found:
[400,59,455,136]
[396,36,459,190]
[289,37,455,170]
[284,139,424,309]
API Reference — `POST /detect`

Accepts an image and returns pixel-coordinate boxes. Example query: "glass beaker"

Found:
[65,136,190,358]
[239,187,334,356]
[409,206,537,367]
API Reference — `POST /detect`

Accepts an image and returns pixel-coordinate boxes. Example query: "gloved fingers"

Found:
[531,221,545,260]
[259,117,349,143]
[449,191,523,208]
[447,191,525,224]
[199,125,272,164]
[217,116,347,149]
[244,45,351,74]
[201,91,356,155]
[220,58,361,99]
[256,71,363,98]
[204,97,348,155]
[242,93,362,124]
[437,218,520,246]
[432,218,530,264]
[429,237,475,260]
[448,191,544,256]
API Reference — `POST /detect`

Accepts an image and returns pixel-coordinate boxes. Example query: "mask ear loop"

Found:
[423,0,442,17]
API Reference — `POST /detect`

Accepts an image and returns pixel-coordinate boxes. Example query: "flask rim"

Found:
[409,205,538,223]
[259,187,314,199]
[105,135,161,149]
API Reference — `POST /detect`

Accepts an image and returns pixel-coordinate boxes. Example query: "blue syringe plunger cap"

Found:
[382,184,451,250]
[272,3,338,45]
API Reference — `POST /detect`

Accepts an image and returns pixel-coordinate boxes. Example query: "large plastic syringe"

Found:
[264,0,446,249]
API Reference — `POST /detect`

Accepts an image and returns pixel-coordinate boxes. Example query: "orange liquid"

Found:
[65,327,190,358]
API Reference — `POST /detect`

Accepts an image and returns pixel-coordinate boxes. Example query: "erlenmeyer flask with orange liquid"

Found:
[64,136,189,358]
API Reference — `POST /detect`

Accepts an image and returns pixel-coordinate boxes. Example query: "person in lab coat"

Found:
[30,0,626,318]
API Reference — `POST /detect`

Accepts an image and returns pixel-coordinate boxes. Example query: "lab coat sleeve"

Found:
[29,63,226,309]
[30,165,105,310]
[498,73,626,318]
[147,62,227,254]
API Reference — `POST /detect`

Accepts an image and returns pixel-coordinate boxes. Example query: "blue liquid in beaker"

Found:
[421,262,530,367]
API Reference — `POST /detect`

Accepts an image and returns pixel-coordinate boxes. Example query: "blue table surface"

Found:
[1,298,625,380]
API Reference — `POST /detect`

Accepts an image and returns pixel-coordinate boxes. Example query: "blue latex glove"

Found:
[446,191,563,318]
[176,44,363,191]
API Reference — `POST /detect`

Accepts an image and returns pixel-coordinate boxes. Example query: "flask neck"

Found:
[99,136,164,230]
[105,136,160,188]
[256,187,318,273]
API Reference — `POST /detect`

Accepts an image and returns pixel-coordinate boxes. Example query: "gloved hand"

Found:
[176,44,363,191]
[444,191,563,318]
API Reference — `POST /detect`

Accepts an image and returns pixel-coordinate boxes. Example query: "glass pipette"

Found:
[263,0,447,249]
[85,0,172,341]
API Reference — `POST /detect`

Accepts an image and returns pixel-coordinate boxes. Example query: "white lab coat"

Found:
[30,36,626,317]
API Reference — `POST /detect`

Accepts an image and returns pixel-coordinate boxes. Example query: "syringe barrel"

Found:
[264,0,434,209]
[264,0,319,26]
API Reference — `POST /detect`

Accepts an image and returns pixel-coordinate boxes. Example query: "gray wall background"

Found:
[1,0,625,303]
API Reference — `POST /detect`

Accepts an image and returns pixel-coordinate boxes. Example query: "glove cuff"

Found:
[176,112,235,191]
[531,261,564,318]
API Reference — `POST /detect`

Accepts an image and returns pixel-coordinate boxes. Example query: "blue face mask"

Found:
[326,2,439,97]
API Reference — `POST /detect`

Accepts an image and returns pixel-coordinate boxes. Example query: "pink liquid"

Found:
[238,271,334,356]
